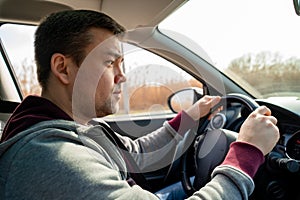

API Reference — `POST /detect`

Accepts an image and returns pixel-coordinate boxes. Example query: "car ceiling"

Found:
[0,0,187,29]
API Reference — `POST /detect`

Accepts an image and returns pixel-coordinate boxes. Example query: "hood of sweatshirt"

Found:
[0,95,72,142]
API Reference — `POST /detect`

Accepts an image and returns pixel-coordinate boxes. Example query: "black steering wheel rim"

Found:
[181,93,260,196]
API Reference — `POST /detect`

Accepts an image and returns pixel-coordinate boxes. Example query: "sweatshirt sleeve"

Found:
[188,165,255,200]
[168,111,198,136]
[184,142,264,199]
[118,110,199,171]
[117,121,185,171]
[220,141,265,178]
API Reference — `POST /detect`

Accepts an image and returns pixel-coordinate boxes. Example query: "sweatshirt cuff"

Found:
[168,111,198,136]
[220,141,265,178]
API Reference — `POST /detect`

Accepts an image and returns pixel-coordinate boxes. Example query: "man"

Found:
[0,10,279,199]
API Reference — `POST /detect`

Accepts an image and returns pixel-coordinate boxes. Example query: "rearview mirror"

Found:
[168,88,203,113]
[294,0,300,15]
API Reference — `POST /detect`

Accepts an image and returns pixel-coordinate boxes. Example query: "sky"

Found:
[159,0,300,69]
[1,0,300,71]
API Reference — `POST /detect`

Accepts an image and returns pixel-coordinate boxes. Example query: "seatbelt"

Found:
[90,120,152,191]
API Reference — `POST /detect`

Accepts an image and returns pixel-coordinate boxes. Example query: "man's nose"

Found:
[114,72,126,84]
[114,58,126,83]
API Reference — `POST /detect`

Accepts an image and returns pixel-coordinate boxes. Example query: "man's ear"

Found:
[50,53,72,85]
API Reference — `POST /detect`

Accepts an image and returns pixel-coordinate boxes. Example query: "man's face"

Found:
[72,28,126,121]
[93,29,126,117]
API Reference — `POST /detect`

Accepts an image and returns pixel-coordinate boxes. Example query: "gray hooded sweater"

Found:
[0,119,254,200]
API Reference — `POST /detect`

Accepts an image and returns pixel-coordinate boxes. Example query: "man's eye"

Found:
[105,60,114,66]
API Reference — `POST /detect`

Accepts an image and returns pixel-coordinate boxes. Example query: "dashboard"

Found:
[253,99,300,199]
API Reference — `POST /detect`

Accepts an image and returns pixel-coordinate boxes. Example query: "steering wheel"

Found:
[181,93,260,196]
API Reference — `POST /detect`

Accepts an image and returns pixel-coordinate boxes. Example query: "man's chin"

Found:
[111,105,120,115]
[110,100,120,114]
[95,105,120,118]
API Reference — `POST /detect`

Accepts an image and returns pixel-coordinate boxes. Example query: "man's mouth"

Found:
[113,90,122,99]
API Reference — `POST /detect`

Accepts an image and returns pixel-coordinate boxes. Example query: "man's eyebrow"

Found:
[106,49,123,58]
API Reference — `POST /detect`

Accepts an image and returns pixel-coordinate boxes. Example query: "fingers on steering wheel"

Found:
[253,106,278,126]
[208,106,223,120]
[256,105,272,116]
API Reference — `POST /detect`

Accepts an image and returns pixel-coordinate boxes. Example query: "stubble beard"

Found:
[95,95,119,117]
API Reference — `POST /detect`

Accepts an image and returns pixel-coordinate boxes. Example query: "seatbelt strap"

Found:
[89,120,152,191]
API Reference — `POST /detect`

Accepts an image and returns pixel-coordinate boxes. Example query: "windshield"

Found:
[159,0,300,99]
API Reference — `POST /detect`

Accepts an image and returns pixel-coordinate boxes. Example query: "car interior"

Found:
[1,0,300,199]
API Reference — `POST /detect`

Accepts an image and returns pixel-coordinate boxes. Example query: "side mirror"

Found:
[294,0,300,16]
[168,88,203,113]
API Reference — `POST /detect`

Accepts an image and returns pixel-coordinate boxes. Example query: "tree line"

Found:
[226,51,300,97]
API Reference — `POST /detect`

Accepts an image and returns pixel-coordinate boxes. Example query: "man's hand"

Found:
[238,106,280,155]
[185,95,221,121]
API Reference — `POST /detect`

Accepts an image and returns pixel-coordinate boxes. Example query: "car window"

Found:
[0,24,40,97]
[0,23,202,117]
[159,0,300,99]
[117,43,202,117]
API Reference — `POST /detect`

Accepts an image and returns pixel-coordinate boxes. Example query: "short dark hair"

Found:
[34,10,125,89]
